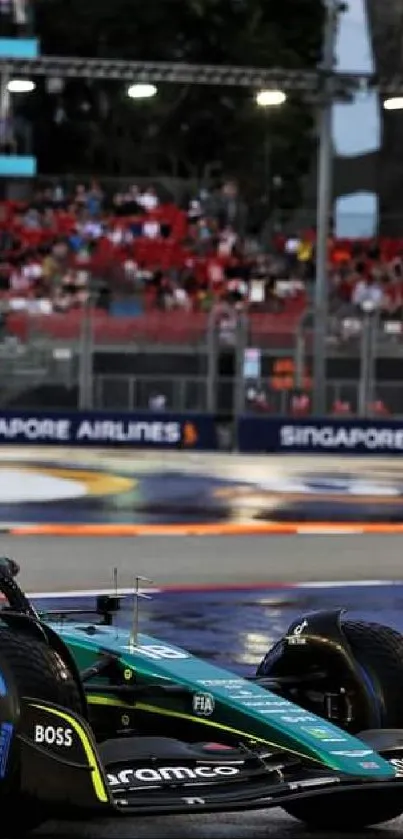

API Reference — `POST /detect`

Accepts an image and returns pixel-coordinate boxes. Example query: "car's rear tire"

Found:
[281,620,403,830]
[0,624,83,837]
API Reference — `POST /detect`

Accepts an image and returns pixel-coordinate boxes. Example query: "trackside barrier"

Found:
[2,412,403,455]
[237,417,403,455]
[0,411,218,450]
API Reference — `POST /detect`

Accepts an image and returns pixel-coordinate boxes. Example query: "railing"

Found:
[243,380,403,417]
[7,305,403,356]
[4,305,403,416]
[6,309,302,350]
[92,376,403,417]
[94,375,210,414]
[8,310,211,347]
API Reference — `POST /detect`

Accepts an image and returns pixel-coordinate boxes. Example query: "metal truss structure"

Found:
[0,54,402,98]
[0,56,324,90]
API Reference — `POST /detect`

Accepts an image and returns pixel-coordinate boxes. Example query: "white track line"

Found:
[28,587,159,599]
[295,580,403,588]
[296,528,364,535]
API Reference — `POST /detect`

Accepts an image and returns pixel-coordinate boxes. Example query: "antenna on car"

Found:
[113,567,119,637]
[129,575,153,649]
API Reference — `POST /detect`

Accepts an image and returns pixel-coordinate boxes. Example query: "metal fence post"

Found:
[206,310,217,413]
[234,311,248,418]
[128,376,135,410]
[358,311,377,416]
[78,296,93,409]
[368,312,378,410]
[294,322,306,391]
[313,0,340,415]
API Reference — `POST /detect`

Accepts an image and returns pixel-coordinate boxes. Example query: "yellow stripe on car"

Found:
[32,703,108,803]
[87,695,319,763]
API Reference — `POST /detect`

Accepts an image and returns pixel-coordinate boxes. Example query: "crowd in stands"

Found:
[329,238,403,322]
[1,178,403,343]
[0,179,308,321]
[0,178,401,418]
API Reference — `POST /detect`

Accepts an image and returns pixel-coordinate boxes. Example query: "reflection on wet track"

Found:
[34,582,403,676]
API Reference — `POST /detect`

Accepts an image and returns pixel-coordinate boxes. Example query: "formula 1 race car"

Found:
[2,559,403,836]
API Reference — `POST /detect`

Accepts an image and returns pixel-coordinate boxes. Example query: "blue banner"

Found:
[0,156,37,178]
[238,417,403,455]
[0,38,39,58]
[0,411,217,450]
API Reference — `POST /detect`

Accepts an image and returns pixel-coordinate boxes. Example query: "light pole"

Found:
[0,78,35,158]
[312,0,341,416]
[255,89,286,208]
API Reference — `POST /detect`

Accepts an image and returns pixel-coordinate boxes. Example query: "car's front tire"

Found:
[0,624,83,837]
[259,620,403,830]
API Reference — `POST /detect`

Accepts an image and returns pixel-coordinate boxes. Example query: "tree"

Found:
[30,0,325,210]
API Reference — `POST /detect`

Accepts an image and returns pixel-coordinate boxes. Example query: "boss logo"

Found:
[34,725,73,747]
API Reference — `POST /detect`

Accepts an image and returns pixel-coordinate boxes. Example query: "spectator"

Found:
[217,181,247,234]
[74,184,88,208]
[246,386,271,413]
[188,199,203,222]
[332,399,353,416]
[22,208,41,230]
[218,226,238,257]
[368,399,389,416]
[143,218,161,239]
[148,393,167,411]
[137,186,159,212]
[86,180,103,217]
[290,392,311,416]
[352,274,383,311]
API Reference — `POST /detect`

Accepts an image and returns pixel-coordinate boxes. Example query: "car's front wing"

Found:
[14,699,403,821]
[105,752,403,817]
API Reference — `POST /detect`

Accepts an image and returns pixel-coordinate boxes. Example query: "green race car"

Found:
[1,558,403,836]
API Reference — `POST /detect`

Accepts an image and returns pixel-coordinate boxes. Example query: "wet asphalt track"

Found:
[3,533,403,838]
[36,812,403,838]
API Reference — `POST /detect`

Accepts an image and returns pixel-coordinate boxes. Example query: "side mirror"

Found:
[96,595,121,625]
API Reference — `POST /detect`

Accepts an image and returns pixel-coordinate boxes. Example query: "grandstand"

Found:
[0,179,402,418]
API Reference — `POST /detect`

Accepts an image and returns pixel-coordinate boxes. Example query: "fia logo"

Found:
[192,693,215,717]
